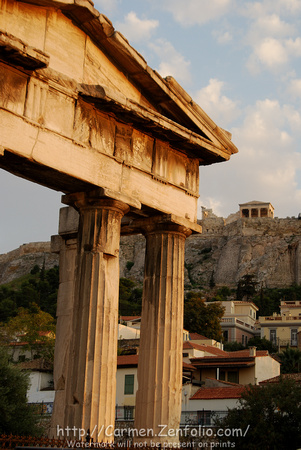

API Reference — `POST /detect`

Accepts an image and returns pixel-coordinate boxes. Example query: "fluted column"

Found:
[49,207,79,438]
[135,222,191,445]
[63,194,129,443]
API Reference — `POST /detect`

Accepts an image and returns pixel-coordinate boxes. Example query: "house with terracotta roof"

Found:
[115,340,280,423]
[119,316,141,329]
[182,378,245,425]
[190,347,280,385]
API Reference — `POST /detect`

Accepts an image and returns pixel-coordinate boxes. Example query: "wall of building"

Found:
[27,372,55,403]
[254,356,280,384]
[116,367,138,407]
[186,398,239,412]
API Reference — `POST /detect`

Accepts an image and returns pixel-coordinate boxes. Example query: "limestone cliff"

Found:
[1,217,301,289]
[0,242,59,285]
[119,217,301,289]
[184,217,301,289]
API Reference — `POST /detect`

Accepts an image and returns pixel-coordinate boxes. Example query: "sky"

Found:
[1,0,301,253]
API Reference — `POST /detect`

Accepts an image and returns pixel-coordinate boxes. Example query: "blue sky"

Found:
[1,0,301,253]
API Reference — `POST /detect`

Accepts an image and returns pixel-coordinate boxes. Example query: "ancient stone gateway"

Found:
[0,0,238,444]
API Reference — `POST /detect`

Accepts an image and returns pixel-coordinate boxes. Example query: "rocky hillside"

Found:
[1,216,301,289]
[0,242,59,285]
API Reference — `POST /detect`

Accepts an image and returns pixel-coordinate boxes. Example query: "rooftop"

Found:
[190,386,245,400]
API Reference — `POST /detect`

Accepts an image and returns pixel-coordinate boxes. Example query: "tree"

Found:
[119,278,142,316]
[0,346,41,435]
[2,303,56,362]
[278,347,301,374]
[184,292,225,341]
[217,378,301,450]
[246,336,278,353]
[224,341,246,351]
[236,274,257,300]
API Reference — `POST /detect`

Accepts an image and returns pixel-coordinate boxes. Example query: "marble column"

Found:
[49,207,79,439]
[62,193,129,443]
[134,222,191,445]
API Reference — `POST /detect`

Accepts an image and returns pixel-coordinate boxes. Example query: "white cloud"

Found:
[255,13,295,36]
[149,39,191,83]
[159,0,233,26]
[230,99,301,211]
[287,78,301,99]
[115,12,159,43]
[213,29,233,44]
[242,0,301,18]
[254,38,288,68]
[200,98,301,218]
[241,5,301,74]
[246,35,301,73]
[286,37,301,56]
[197,197,223,218]
[195,78,240,127]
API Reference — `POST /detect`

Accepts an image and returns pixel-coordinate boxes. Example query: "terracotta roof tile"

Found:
[229,350,268,357]
[117,355,139,366]
[183,342,228,356]
[260,373,301,384]
[189,333,209,340]
[183,362,197,370]
[190,386,245,400]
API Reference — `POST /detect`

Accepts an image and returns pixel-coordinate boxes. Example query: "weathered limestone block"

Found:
[0,0,47,50]
[84,36,152,107]
[0,63,27,114]
[44,10,86,80]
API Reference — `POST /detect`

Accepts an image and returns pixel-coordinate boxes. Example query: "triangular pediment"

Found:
[18,0,238,165]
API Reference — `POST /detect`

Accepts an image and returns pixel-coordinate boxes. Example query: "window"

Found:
[183,353,189,357]
[219,370,226,381]
[124,374,135,395]
[197,410,211,426]
[219,370,238,384]
[270,329,276,345]
[228,371,239,384]
[291,329,298,346]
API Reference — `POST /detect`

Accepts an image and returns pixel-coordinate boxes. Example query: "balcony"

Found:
[260,316,301,323]
[221,317,255,330]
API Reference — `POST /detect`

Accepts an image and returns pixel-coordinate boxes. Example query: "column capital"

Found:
[142,221,192,239]
[62,191,130,216]
[121,213,201,237]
